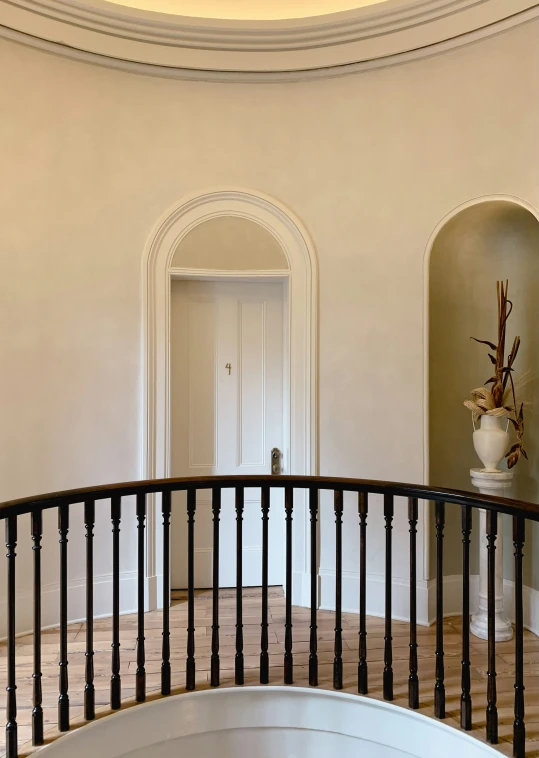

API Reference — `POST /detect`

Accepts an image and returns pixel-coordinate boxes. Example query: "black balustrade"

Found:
[211,487,221,688]
[383,494,394,701]
[408,497,418,709]
[31,508,44,743]
[58,505,69,732]
[460,504,472,731]
[0,474,536,758]
[136,492,146,702]
[260,485,270,684]
[110,495,121,710]
[434,501,445,719]
[186,488,196,691]
[486,510,498,744]
[5,515,17,758]
[84,500,95,722]
[235,486,244,686]
[333,489,344,690]
[358,492,368,695]
[309,487,318,687]
[161,491,172,696]
[513,515,525,758]
[284,486,293,685]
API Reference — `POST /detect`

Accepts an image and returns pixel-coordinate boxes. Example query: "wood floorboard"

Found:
[0,587,537,757]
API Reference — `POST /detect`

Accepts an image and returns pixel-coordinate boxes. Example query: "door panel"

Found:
[170,279,285,589]
[239,300,266,466]
[188,298,217,468]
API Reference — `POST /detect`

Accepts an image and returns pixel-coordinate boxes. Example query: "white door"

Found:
[170,279,285,588]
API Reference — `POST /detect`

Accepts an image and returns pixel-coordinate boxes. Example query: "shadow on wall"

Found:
[428,198,539,589]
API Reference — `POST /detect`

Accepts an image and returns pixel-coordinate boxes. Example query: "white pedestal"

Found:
[469,468,513,642]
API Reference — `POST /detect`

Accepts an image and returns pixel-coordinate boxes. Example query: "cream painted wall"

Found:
[429,201,539,586]
[171,216,289,270]
[1,20,538,630]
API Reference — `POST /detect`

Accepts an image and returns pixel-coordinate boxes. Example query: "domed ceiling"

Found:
[106,0,387,20]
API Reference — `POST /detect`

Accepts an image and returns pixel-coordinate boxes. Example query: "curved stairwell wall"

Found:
[37,688,500,758]
[1,16,539,631]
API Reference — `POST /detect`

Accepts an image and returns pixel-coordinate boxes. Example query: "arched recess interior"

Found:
[424,194,539,624]
[142,188,319,609]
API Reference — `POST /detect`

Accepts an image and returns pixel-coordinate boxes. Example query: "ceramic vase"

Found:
[473,415,510,473]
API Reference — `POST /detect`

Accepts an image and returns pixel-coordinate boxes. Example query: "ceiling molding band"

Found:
[1,0,538,80]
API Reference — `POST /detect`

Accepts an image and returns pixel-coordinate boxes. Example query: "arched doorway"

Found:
[142,188,318,608]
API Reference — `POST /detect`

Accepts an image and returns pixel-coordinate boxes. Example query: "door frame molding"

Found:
[142,188,318,608]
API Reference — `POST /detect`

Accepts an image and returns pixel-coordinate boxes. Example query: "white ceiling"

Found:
[106,0,388,20]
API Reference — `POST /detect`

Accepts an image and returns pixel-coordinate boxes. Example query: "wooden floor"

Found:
[1,587,538,757]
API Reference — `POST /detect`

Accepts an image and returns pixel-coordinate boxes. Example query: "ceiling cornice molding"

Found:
[1,0,538,80]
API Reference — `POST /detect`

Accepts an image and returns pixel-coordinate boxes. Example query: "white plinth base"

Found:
[470,607,513,642]
[469,468,513,642]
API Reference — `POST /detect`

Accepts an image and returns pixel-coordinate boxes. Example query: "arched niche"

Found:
[427,196,539,588]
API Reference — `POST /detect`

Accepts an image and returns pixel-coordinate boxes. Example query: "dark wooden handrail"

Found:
[1,474,539,520]
[0,474,533,758]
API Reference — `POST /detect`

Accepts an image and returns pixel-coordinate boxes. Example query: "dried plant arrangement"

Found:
[463,280,527,469]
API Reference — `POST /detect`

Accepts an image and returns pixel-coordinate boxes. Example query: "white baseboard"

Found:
[500,579,539,636]
[0,570,148,641]
[319,568,431,626]
[6,569,539,640]
[317,569,539,635]
[318,569,481,627]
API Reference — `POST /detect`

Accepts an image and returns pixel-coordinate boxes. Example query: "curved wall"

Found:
[38,687,499,758]
[0,17,538,630]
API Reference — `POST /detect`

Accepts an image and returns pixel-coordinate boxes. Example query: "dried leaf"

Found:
[506,449,520,469]
[471,337,497,351]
